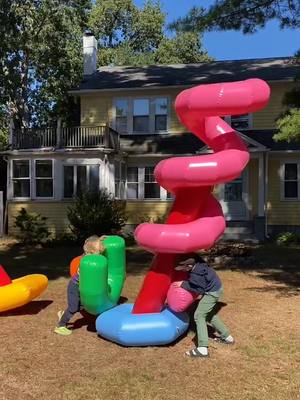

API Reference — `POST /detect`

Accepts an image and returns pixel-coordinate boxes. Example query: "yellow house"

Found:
[4,34,300,241]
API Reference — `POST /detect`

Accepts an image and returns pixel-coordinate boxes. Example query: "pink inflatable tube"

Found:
[133,78,270,315]
[167,283,199,312]
[96,79,270,345]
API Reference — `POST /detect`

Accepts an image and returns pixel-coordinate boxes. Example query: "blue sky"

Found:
[134,0,300,60]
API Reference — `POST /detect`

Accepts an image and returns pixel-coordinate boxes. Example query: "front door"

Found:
[218,170,249,221]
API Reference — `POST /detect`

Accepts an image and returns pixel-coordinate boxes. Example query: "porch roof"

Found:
[71,57,299,93]
[120,130,298,155]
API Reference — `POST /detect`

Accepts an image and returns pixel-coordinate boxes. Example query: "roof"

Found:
[120,130,300,155]
[72,57,299,92]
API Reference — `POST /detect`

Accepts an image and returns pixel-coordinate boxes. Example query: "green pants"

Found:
[194,288,230,347]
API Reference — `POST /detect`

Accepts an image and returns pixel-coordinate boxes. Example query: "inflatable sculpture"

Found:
[70,236,126,315]
[97,79,271,346]
[0,265,48,312]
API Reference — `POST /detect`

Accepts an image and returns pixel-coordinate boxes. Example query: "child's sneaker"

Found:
[185,347,209,358]
[54,326,72,336]
[214,334,235,344]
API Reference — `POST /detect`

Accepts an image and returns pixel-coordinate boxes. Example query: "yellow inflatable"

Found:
[0,274,48,312]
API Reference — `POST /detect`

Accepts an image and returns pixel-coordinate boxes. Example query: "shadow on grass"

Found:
[71,312,97,333]
[0,300,53,316]
[214,244,300,297]
[0,241,82,280]
[0,241,152,280]
[1,241,299,298]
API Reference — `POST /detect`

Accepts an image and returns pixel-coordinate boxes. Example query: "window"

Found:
[283,163,298,199]
[224,176,243,201]
[114,97,168,134]
[13,160,30,198]
[155,98,167,132]
[133,99,149,133]
[64,165,100,198]
[116,99,128,133]
[225,114,252,130]
[126,166,170,200]
[127,167,139,199]
[114,162,126,199]
[35,160,53,198]
[144,167,160,199]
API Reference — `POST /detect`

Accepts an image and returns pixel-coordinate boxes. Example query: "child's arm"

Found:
[174,265,193,272]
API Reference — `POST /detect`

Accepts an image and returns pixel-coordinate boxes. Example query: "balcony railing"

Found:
[11,125,120,152]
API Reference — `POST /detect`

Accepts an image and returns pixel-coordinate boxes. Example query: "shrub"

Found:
[276,231,300,246]
[14,208,51,244]
[67,190,126,243]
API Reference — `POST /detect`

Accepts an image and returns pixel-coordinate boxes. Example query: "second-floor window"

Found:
[64,165,99,198]
[114,97,168,134]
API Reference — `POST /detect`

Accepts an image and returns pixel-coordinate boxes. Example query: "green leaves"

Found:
[14,207,51,244]
[67,190,126,243]
[169,1,300,35]
[274,52,300,143]
[0,0,90,128]
[274,109,300,142]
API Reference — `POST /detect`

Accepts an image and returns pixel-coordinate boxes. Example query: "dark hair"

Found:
[177,252,203,265]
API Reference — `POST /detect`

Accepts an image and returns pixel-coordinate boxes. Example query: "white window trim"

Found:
[280,160,300,201]
[112,96,171,135]
[126,165,171,201]
[62,162,101,199]
[11,159,31,201]
[33,159,54,200]
[224,113,253,130]
[114,161,126,199]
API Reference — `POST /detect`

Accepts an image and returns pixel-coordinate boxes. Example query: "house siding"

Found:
[253,82,296,129]
[267,155,300,226]
[7,200,172,237]
[81,89,184,132]
[125,201,172,225]
[8,202,73,237]
[80,82,297,132]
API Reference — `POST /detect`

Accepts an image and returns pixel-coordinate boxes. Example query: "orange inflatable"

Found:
[70,255,83,277]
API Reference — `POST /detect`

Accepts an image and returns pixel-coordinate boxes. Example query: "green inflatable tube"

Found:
[79,236,126,315]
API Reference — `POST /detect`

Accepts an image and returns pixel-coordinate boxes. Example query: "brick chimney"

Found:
[83,31,97,75]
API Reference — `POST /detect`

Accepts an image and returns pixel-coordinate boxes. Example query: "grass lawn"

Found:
[0,239,299,400]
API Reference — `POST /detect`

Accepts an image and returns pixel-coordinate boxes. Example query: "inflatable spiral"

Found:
[97,78,270,346]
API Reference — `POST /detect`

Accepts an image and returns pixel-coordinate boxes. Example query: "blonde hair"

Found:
[83,235,105,255]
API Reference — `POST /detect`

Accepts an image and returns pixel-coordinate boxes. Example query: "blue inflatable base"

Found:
[96,303,190,346]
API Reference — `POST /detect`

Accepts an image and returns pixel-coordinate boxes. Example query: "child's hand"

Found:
[99,235,108,241]
[172,281,183,288]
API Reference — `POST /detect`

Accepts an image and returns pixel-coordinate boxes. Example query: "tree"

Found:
[274,52,300,142]
[89,0,211,67]
[67,190,126,243]
[0,0,91,129]
[169,1,300,34]
[155,32,212,64]
[274,109,300,142]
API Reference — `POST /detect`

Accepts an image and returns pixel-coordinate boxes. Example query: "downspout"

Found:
[264,151,270,239]
[3,156,9,235]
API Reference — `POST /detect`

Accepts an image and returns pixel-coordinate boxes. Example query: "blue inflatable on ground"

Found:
[96,303,189,346]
